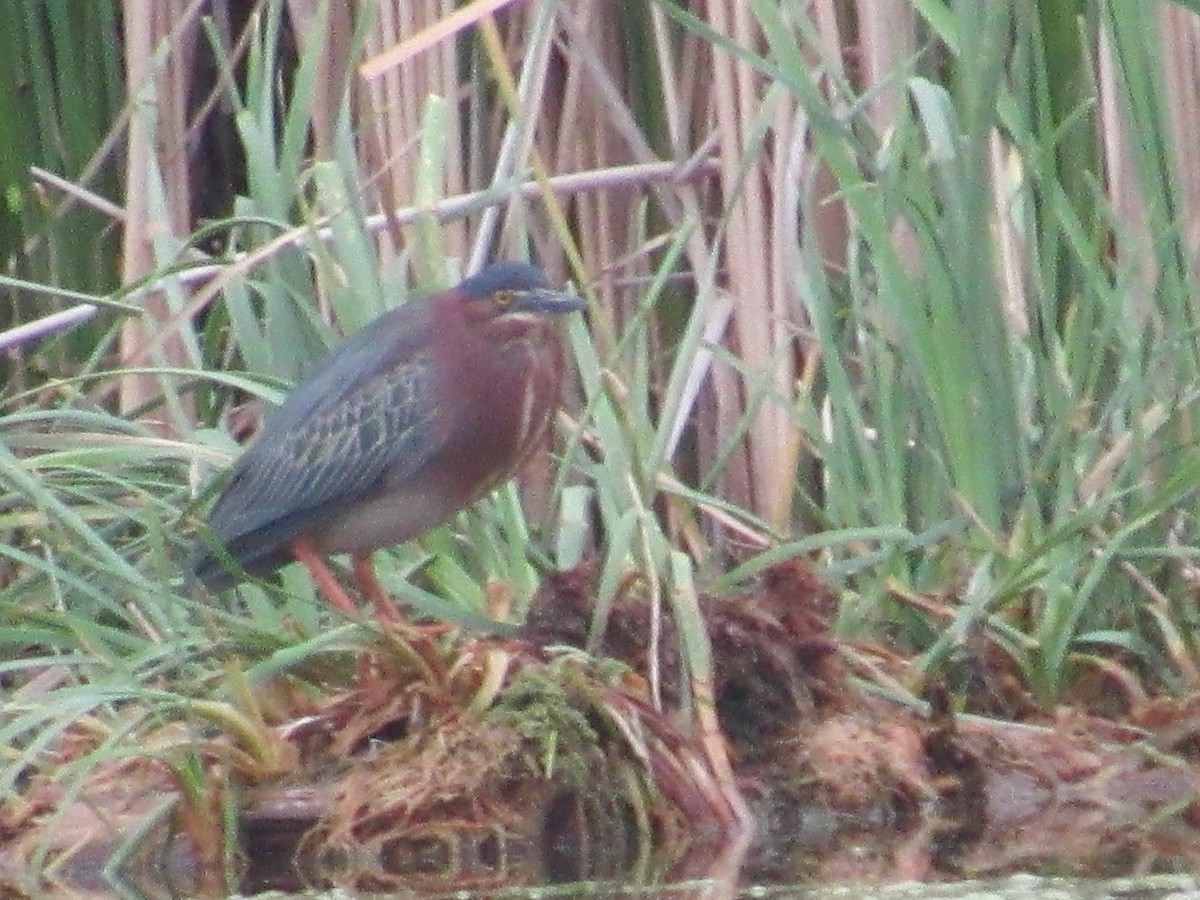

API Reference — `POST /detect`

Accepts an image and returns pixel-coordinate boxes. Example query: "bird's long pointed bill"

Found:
[511,289,586,315]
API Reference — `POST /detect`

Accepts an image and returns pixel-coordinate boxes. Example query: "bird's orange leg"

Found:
[292,536,360,617]
[352,555,401,624]
[294,542,390,693]
[352,554,455,640]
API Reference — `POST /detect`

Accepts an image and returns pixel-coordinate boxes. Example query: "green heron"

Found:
[191,261,585,620]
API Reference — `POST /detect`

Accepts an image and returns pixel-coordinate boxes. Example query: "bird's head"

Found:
[453,261,585,342]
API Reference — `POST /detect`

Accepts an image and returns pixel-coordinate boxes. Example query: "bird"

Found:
[191,261,585,621]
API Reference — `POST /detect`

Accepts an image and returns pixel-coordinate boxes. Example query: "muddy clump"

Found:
[6,557,1200,894]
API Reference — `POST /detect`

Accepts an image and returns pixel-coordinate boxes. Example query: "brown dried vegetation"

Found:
[5,559,1200,894]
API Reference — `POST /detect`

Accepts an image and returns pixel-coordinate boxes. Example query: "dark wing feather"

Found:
[193,298,444,584]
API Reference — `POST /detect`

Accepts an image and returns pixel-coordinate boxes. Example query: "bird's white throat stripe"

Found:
[516,358,539,451]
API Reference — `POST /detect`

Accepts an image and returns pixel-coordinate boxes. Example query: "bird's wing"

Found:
[203,301,445,548]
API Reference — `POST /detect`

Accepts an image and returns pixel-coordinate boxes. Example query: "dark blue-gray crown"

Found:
[458,261,551,298]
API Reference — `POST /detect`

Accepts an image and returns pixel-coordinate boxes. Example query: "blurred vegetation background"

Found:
[7,0,1200,809]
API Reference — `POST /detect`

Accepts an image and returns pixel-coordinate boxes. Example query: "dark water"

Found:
[23,807,1200,898]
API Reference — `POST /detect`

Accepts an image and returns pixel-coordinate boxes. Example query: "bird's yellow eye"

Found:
[493,289,514,308]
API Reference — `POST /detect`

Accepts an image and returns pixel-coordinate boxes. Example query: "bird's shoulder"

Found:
[259,297,438,439]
